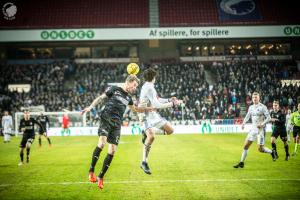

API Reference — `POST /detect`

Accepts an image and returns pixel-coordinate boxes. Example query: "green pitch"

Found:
[0,134,299,200]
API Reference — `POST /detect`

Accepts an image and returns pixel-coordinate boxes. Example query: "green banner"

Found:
[0,25,299,42]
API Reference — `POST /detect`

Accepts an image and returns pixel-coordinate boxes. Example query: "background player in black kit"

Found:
[81,75,154,189]
[19,110,45,166]
[270,101,290,161]
[36,112,52,147]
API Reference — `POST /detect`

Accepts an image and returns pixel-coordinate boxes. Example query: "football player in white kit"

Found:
[285,109,292,143]
[139,68,181,174]
[2,111,13,143]
[234,92,276,168]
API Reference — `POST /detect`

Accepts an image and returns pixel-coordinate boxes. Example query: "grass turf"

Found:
[0,133,299,200]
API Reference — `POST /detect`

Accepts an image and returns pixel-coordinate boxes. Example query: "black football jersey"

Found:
[36,115,49,129]
[102,86,133,121]
[19,118,44,136]
[270,110,286,129]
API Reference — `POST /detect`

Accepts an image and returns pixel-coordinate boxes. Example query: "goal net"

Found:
[14,111,86,136]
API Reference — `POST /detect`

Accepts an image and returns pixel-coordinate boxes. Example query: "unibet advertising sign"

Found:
[40,30,95,40]
[0,25,299,42]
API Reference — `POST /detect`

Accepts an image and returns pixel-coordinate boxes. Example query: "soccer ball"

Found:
[127,63,139,75]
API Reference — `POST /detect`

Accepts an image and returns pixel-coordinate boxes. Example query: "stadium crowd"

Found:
[0,61,299,124]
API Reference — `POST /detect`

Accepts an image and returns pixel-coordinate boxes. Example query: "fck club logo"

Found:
[2,2,17,20]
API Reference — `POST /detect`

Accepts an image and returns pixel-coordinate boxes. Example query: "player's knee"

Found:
[97,141,106,149]
[147,134,155,143]
[165,128,174,135]
[258,146,264,152]
[109,148,116,155]
[108,145,117,155]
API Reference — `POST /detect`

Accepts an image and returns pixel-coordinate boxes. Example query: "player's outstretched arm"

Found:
[128,105,155,113]
[81,93,107,115]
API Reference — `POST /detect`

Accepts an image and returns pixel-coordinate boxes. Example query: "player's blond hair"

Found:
[126,74,140,84]
[252,92,260,96]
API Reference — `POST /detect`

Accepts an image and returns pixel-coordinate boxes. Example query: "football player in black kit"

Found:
[18,110,45,166]
[36,112,52,147]
[270,101,290,161]
[81,75,154,189]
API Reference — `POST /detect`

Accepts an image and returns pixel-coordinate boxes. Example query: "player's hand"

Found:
[81,107,92,115]
[257,124,263,129]
[169,97,177,102]
[173,99,183,106]
[270,118,278,122]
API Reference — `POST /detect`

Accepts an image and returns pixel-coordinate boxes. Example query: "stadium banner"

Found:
[216,0,262,21]
[45,124,272,136]
[0,25,299,42]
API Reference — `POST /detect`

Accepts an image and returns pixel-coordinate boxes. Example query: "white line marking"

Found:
[0,179,299,187]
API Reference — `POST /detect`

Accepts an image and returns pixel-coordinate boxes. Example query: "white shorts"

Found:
[144,112,167,130]
[3,128,12,135]
[246,128,266,145]
[286,124,293,132]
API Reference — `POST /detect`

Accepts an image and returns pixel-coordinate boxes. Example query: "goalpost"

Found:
[14,111,86,136]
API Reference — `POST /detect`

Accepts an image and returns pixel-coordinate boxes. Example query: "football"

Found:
[127,63,140,75]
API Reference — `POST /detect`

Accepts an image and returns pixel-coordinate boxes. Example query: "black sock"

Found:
[39,138,42,146]
[271,143,277,151]
[99,154,114,178]
[89,146,102,172]
[284,144,289,156]
[20,150,24,162]
[26,148,30,160]
[47,138,51,145]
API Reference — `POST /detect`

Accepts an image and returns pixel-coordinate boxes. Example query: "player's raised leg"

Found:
[89,136,106,183]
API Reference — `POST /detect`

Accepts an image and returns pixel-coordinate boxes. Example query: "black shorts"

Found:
[293,126,300,138]
[38,128,47,135]
[20,132,35,148]
[98,116,121,145]
[272,128,287,140]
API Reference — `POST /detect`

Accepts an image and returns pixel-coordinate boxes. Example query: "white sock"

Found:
[142,143,151,162]
[240,149,248,162]
[263,147,272,154]
[4,133,10,142]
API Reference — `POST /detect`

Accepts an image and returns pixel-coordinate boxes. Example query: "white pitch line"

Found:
[0,178,299,187]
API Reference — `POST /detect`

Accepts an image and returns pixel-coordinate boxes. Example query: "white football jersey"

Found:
[139,82,173,123]
[243,103,270,128]
[286,113,291,127]
[2,115,13,133]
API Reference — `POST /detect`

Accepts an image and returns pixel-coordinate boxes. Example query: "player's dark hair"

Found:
[143,68,157,82]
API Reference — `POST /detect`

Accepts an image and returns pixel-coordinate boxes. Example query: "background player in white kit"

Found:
[2,111,13,143]
[139,68,182,174]
[285,109,292,143]
[234,92,276,168]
